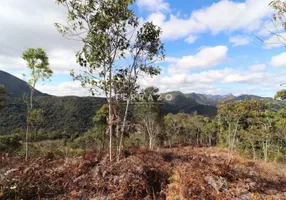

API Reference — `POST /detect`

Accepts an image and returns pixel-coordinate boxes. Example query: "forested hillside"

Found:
[0,96,106,137]
[0,72,282,137]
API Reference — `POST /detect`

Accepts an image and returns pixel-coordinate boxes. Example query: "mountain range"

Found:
[0,70,279,135]
[0,70,275,105]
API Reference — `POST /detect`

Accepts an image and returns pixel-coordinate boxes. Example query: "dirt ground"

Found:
[0,146,285,200]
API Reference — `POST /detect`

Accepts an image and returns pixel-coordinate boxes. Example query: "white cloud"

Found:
[49,49,78,74]
[249,64,266,71]
[191,0,271,34]
[270,52,286,67]
[147,13,206,40]
[139,67,277,95]
[137,0,170,12]
[168,46,228,74]
[163,57,179,63]
[185,35,198,44]
[229,36,251,46]
[36,81,90,97]
[0,55,26,70]
[0,0,82,75]
[147,0,272,41]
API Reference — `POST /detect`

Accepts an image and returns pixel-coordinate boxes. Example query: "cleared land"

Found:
[0,146,286,200]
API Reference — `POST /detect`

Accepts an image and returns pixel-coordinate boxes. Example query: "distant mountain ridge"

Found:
[0,70,281,136]
[1,70,274,103]
[0,70,49,97]
[163,91,275,107]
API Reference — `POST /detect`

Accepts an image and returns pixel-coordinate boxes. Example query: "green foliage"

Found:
[132,87,162,149]
[0,129,24,153]
[269,0,286,30]
[0,96,107,137]
[56,0,164,96]
[217,99,286,162]
[274,152,286,163]
[275,89,286,100]
[163,112,216,147]
[56,0,165,161]
[0,84,8,110]
[22,48,53,86]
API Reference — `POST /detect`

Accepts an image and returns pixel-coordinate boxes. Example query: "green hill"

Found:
[0,96,107,136]
[0,70,49,97]
[161,91,217,117]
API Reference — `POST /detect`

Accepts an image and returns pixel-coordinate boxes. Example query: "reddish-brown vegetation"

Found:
[0,147,285,200]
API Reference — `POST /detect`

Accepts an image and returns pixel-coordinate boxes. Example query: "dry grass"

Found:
[0,146,285,200]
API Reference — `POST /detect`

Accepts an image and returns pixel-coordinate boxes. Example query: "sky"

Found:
[1,0,286,97]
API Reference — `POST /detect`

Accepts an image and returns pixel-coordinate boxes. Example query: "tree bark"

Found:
[118,98,130,161]
[25,121,29,161]
[108,66,113,162]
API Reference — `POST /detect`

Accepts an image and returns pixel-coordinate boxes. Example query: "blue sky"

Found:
[1,0,286,97]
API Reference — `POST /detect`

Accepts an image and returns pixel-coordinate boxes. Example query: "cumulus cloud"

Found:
[137,0,170,12]
[249,64,266,71]
[139,67,277,95]
[49,49,79,74]
[168,46,228,74]
[36,81,90,97]
[0,55,26,70]
[229,36,251,46]
[0,0,81,73]
[191,0,271,34]
[147,0,272,41]
[270,52,286,67]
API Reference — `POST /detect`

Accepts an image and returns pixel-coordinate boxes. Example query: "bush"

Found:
[0,133,23,154]
[274,152,286,163]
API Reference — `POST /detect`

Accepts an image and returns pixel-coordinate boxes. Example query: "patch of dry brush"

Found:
[0,147,285,200]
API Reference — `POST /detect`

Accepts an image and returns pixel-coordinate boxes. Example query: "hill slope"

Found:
[162,91,218,117]
[0,96,107,135]
[0,70,48,97]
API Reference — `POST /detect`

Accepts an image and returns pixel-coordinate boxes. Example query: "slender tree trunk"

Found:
[108,103,113,162]
[116,122,120,161]
[118,98,130,161]
[25,120,29,161]
[108,66,113,162]
[149,136,153,150]
[209,134,212,146]
[251,141,256,160]
[264,140,268,162]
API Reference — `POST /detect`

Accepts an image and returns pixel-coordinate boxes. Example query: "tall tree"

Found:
[135,87,162,150]
[218,101,247,162]
[22,48,53,160]
[55,0,164,161]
